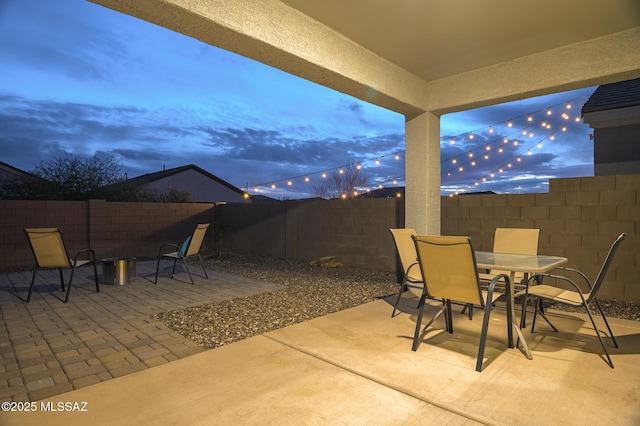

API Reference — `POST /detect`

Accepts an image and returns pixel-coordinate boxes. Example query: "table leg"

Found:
[508,271,532,360]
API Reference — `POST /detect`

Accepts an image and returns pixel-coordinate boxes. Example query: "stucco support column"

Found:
[405,112,441,235]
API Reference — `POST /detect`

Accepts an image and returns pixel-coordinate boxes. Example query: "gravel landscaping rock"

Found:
[151,252,640,350]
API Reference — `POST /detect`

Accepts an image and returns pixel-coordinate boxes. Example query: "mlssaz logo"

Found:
[40,401,89,412]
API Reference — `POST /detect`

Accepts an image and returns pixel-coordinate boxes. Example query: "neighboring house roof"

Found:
[357,187,405,199]
[249,194,281,203]
[0,161,32,180]
[0,161,39,199]
[582,77,640,114]
[104,164,249,203]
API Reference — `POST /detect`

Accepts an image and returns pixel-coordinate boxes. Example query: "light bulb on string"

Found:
[271,183,276,189]
[546,109,552,116]
[489,126,494,133]
[469,133,474,139]
[287,180,292,186]
[507,121,513,127]
[304,176,310,182]
[452,159,457,164]
[321,172,327,178]
[395,153,400,160]
[537,142,542,149]
[375,158,380,165]
[527,115,533,122]
[503,138,508,143]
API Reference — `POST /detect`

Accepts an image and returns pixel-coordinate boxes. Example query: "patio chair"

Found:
[523,232,627,368]
[154,223,210,285]
[463,227,540,319]
[479,227,540,286]
[411,235,510,372]
[388,228,424,317]
[23,227,99,303]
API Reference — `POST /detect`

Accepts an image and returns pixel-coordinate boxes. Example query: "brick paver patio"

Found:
[0,260,283,402]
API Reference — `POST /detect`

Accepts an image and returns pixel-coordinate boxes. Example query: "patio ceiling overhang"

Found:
[88,0,640,116]
[87,0,640,232]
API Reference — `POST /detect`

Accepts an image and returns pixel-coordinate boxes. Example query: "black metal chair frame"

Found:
[24,228,99,303]
[523,233,627,368]
[154,224,209,285]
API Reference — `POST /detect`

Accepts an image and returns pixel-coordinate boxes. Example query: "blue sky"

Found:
[0,0,595,199]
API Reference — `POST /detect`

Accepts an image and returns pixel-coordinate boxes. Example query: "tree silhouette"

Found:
[312,162,368,199]
[3,153,124,200]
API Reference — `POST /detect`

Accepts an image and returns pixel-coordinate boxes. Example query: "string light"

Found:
[248,93,589,197]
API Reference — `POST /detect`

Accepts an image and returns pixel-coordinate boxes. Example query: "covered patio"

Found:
[1,262,639,425]
[89,0,640,235]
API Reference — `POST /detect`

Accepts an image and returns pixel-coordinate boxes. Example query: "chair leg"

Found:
[532,299,558,332]
[445,301,453,334]
[181,257,195,285]
[58,268,65,292]
[583,303,615,368]
[171,259,178,278]
[92,259,100,293]
[391,284,404,317]
[154,257,161,284]
[26,268,38,303]
[64,266,77,303]
[411,292,428,351]
[460,304,473,319]
[476,300,494,372]
[593,299,618,348]
[198,254,208,279]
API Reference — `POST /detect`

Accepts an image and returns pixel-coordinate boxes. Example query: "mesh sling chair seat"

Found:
[463,227,540,319]
[154,223,210,285]
[24,227,99,303]
[522,232,627,368]
[411,235,511,372]
[388,228,424,317]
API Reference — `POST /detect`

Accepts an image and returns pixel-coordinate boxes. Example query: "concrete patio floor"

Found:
[1,262,639,425]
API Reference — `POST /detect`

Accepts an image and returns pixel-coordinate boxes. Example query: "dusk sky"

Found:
[0,0,596,199]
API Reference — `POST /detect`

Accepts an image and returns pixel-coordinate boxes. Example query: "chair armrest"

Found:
[553,267,592,290]
[531,273,590,301]
[406,261,420,274]
[157,243,180,256]
[72,248,96,263]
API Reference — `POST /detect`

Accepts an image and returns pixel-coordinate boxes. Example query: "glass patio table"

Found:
[474,251,568,360]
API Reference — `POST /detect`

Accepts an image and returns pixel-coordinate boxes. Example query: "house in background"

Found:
[0,161,34,199]
[582,77,640,176]
[113,164,249,203]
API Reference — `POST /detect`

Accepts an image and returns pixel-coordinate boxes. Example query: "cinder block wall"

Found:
[0,200,215,267]
[1,174,637,301]
[217,198,404,271]
[441,174,640,301]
